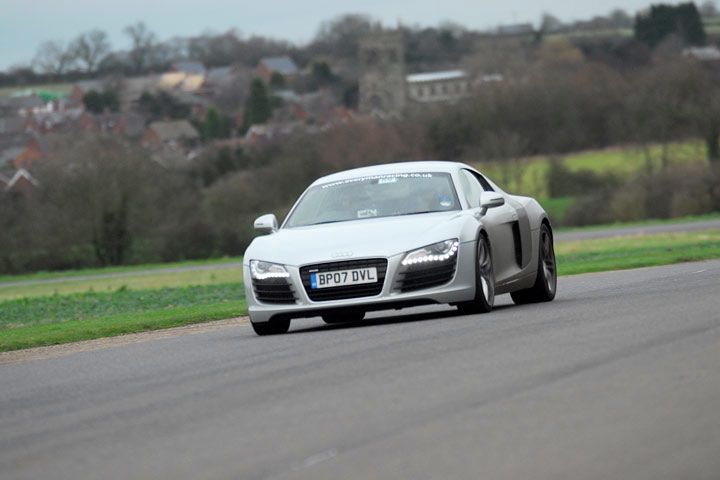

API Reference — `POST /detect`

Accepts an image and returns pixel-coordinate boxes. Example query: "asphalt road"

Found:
[1,260,720,480]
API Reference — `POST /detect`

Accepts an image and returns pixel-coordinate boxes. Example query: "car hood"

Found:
[245,211,468,266]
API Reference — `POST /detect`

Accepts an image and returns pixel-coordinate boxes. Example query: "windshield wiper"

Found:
[398,210,436,216]
[309,219,347,226]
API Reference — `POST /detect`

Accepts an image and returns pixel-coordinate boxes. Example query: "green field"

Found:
[1,225,719,352]
[474,140,708,198]
[0,82,74,97]
[556,230,720,275]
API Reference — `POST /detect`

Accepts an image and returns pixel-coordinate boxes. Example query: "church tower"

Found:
[358,32,406,115]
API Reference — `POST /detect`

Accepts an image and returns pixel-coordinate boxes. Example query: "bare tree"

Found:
[124,22,157,73]
[313,14,380,58]
[699,0,719,17]
[540,13,564,34]
[608,9,634,28]
[33,40,76,75]
[32,134,169,266]
[70,30,111,73]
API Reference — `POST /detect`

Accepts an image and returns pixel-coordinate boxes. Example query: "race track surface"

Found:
[1,260,719,480]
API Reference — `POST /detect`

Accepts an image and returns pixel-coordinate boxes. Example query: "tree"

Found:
[137,91,190,120]
[269,72,285,89]
[313,14,379,58]
[123,22,157,72]
[634,3,706,47]
[30,135,171,267]
[198,108,233,140]
[243,78,271,129]
[311,61,338,85]
[70,30,111,72]
[82,90,120,113]
[699,0,719,17]
[609,9,634,28]
[540,13,564,34]
[32,40,75,75]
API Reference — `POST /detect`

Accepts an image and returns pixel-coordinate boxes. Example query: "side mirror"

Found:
[254,213,278,233]
[479,192,505,215]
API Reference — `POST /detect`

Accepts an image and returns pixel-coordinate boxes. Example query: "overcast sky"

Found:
[0,0,687,71]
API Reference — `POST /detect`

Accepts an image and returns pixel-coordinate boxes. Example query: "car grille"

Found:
[252,278,296,304]
[396,256,458,293]
[300,258,388,302]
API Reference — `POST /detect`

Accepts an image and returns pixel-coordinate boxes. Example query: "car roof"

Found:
[311,161,470,186]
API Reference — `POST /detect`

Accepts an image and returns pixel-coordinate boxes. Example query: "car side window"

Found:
[470,171,495,192]
[459,170,485,208]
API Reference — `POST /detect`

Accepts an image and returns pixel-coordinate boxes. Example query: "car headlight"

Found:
[401,239,459,266]
[249,260,290,280]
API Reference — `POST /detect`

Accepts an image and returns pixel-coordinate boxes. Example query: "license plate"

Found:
[310,267,378,289]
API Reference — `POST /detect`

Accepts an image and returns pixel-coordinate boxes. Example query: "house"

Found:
[0,95,46,117]
[683,46,720,62]
[257,56,299,82]
[406,70,470,104]
[13,136,47,170]
[0,146,24,167]
[159,71,206,93]
[171,61,206,75]
[3,168,38,195]
[77,112,147,137]
[119,75,160,110]
[0,116,28,136]
[206,66,232,84]
[143,120,199,148]
[497,23,535,36]
[69,80,101,104]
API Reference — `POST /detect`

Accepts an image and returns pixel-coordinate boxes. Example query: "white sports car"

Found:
[243,161,556,335]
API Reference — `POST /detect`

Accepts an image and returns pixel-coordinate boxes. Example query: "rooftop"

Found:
[148,120,199,141]
[259,56,299,76]
[406,70,467,83]
[172,61,207,75]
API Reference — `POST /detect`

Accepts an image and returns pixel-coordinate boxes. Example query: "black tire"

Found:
[322,311,365,324]
[251,317,291,335]
[511,223,557,305]
[457,233,495,314]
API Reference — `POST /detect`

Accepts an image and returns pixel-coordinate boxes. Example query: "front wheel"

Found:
[251,318,291,336]
[457,234,495,314]
[511,223,557,305]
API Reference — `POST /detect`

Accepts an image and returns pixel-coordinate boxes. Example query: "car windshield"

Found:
[285,172,460,228]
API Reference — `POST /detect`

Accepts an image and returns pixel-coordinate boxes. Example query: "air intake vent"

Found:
[252,278,296,304]
[396,256,458,293]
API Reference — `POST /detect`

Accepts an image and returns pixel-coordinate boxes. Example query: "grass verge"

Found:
[556,230,720,275]
[0,301,246,352]
[0,263,244,301]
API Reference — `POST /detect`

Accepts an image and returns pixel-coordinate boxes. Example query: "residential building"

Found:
[2,168,38,195]
[406,70,469,104]
[171,61,206,75]
[143,120,199,149]
[0,95,47,117]
[257,56,299,82]
[497,23,535,36]
[683,46,720,62]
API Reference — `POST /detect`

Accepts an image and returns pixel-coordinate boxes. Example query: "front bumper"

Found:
[244,241,476,324]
